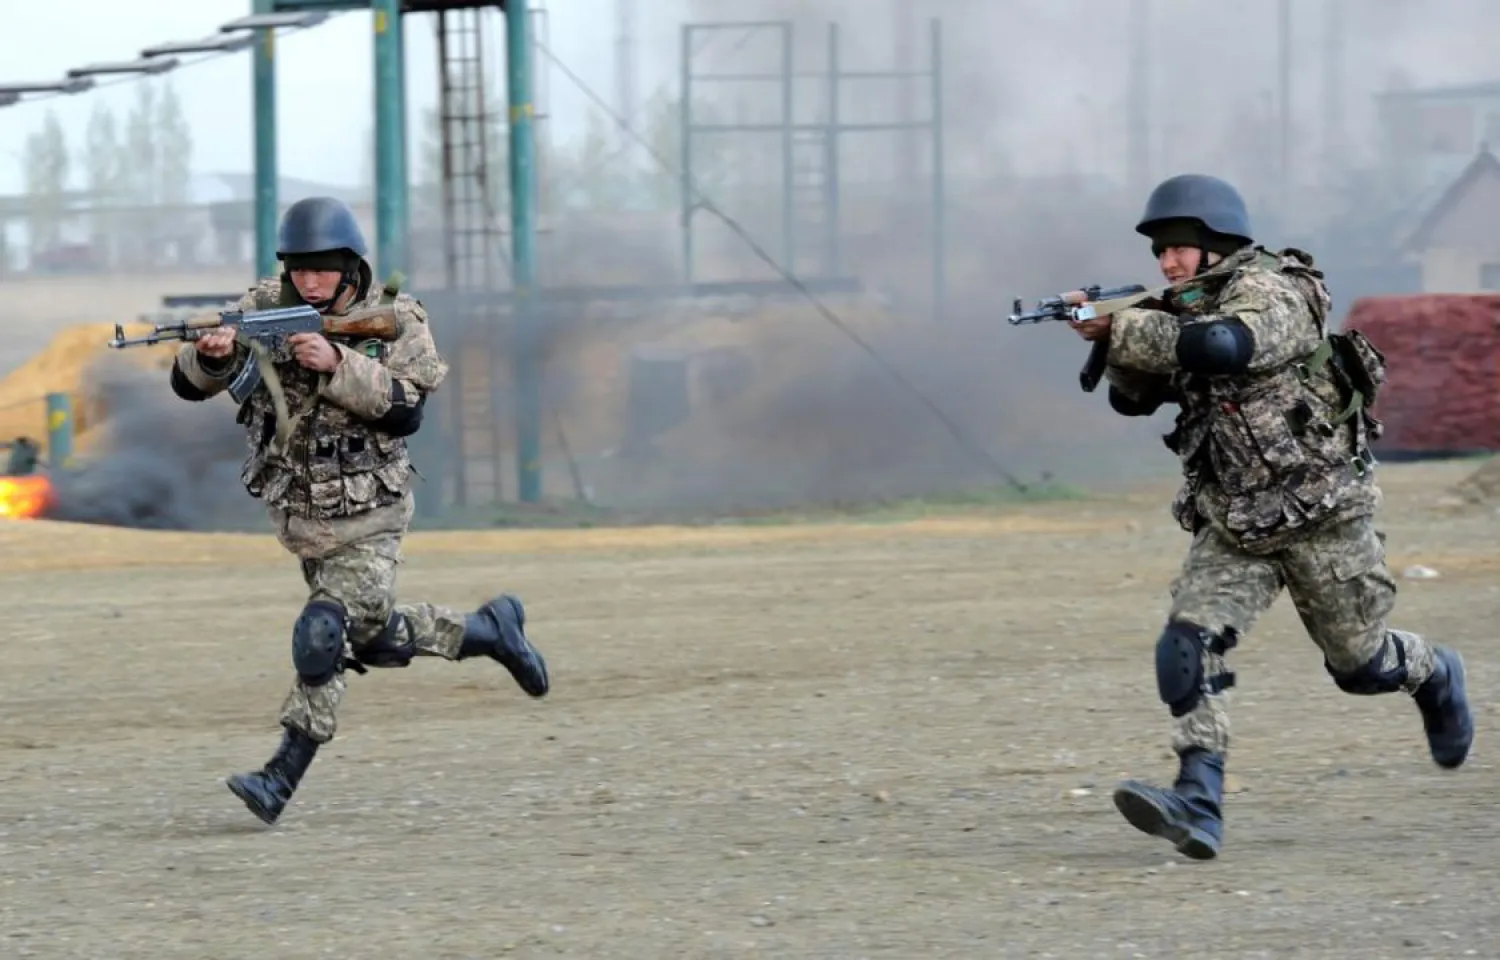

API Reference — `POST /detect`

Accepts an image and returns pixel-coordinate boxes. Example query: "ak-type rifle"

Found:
[108,302,400,404]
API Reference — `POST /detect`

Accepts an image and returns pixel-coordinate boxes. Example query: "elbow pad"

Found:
[1175,318,1254,376]
[370,380,426,437]
[1108,384,1164,417]
[169,361,211,402]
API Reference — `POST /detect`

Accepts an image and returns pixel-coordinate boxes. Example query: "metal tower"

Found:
[679,17,946,319]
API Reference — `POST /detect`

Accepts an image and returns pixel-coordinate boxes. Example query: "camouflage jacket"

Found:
[1102,245,1376,553]
[173,275,448,521]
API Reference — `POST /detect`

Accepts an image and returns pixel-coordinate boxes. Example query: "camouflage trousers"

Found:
[276,530,469,743]
[1166,513,1437,757]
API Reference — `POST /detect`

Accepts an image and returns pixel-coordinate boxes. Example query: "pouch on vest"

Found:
[1296,329,1388,445]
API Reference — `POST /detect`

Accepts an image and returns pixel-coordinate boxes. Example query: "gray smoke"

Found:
[45,357,266,531]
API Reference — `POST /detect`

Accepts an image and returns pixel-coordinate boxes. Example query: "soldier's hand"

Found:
[1069,316,1112,341]
[288,333,342,372]
[195,328,237,358]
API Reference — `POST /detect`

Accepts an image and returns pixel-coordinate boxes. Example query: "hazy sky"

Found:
[0,0,697,194]
[6,0,1500,200]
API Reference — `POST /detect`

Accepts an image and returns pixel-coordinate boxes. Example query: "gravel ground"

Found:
[1,461,1497,959]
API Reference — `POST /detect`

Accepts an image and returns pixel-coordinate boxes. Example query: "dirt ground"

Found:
[1,461,1498,959]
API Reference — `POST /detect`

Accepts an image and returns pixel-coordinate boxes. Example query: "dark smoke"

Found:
[571,175,1180,513]
[46,357,267,532]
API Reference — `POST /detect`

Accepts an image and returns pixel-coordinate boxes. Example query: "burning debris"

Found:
[0,475,52,520]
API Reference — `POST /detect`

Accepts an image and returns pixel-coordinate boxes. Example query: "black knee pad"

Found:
[1155,620,1238,717]
[1325,633,1408,695]
[292,600,348,687]
[352,612,416,669]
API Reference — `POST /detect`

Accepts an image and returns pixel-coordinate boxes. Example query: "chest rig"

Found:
[235,275,411,520]
[1161,249,1386,544]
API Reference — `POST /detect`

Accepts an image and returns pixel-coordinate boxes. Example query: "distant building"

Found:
[1401,146,1500,293]
[1374,80,1500,188]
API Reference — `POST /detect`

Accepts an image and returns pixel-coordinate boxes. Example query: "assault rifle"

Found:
[108,302,401,404]
[1007,284,1149,393]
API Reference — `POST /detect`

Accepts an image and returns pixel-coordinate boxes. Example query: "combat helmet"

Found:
[276,196,370,309]
[1135,174,1252,258]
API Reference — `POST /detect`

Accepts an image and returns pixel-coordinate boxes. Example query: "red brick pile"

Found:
[1342,294,1500,455]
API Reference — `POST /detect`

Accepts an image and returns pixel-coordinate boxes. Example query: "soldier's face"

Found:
[1157,246,1201,283]
[290,268,343,304]
[1157,246,1223,285]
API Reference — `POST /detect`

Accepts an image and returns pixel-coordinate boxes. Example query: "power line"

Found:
[532,38,1029,494]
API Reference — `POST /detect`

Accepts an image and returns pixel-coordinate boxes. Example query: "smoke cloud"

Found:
[46,357,265,531]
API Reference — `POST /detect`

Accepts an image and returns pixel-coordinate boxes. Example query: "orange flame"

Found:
[0,475,54,520]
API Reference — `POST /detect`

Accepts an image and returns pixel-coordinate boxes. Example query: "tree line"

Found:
[20,79,193,267]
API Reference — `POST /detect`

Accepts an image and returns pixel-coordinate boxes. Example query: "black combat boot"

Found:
[1112,747,1225,860]
[458,594,550,698]
[225,725,320,825]
[1413,646,1474,769]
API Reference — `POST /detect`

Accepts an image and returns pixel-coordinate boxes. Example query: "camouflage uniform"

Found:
[169,196,548,827]
[1100,175,1473,861]
[177,275,469,741]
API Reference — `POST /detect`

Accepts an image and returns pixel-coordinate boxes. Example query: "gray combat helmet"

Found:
[1135,174,1252,254]
[276,196,369,261]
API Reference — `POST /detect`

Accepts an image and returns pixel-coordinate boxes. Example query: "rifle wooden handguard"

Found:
[324,304,400,340]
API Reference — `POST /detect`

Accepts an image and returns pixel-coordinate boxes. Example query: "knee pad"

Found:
[351,612,416,669]
[1325,633,1408,695]
[292,600,348,687]
[1155,620,1238,717]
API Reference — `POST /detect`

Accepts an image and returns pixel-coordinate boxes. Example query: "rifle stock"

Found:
[324,303,400,341]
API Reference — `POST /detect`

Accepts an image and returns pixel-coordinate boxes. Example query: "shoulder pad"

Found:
[1275,247,1325,281]
[1252,249,1282,271]
[395,292,429,323]
[241,276,285,310]
[392,293,429,327]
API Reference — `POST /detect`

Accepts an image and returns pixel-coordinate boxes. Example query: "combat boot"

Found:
[1413,646,1474,769]
[225,725,320,825]
[1112,747,1225,860]
[458,594,550,698]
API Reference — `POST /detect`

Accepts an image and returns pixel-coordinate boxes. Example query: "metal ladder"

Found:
[436,5,507,508]
[791,127,836,277]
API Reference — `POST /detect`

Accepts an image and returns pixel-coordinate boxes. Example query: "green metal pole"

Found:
[372,0,407,280]
[780,22,795,271]
[930,18,945,324]
[679,24,694,284]
[508,0,543,503]
[252,0,277,280]
[45,393,73,469]
[395,7,409,271]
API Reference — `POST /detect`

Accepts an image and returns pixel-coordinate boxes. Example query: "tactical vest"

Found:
[235,275,412,520]
[1161,247,1387,546]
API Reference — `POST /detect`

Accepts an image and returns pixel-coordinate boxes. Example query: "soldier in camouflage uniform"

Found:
[169,197,550,826]
[1073,174,1474,860]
